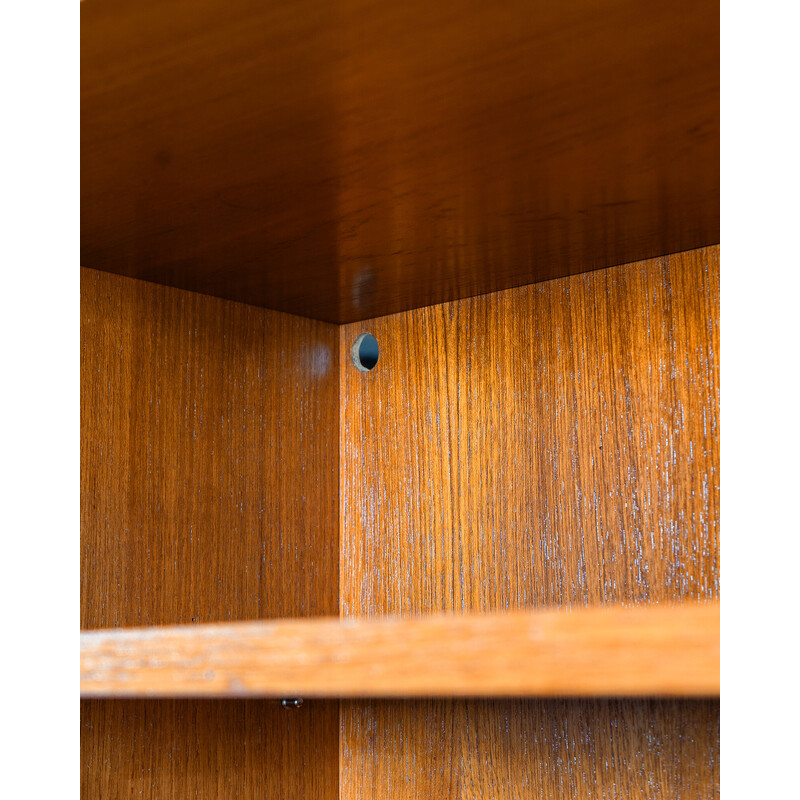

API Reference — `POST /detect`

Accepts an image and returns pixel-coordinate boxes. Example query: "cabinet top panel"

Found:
[81,0,718,323]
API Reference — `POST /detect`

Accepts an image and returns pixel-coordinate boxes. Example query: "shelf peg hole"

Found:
[352,333,379,371]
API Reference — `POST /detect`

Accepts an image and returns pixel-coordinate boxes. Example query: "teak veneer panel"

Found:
[80,603,719,697]
[341,698,719,799]
[81,699,338,799]
[338,247,720,797]
[82,0,718,322]
[340,247,719,615]
[81,267,339,628]
[81,268,340,799]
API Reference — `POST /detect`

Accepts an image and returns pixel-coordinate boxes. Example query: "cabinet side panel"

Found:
[81,268,339,799]
[339,246,719,798]
[340,247,719,615]
[81,267,339,627]
[82,699,339,799]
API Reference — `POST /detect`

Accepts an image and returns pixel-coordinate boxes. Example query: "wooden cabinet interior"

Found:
[81,0,719,794]
[81,247,719,797]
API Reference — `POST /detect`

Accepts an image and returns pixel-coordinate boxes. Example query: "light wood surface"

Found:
[82,0,718,322]
[338,247,720,797]
[81,603,719,698]
[81,268,340,798]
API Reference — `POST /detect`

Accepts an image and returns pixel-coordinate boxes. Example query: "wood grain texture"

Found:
[339,247,720,797]
[81,603,719,698]
[81,268,339,799]
[81,267,339,628]
[340,247,719,615]
[341,699,719,799]
[82,0,718,322]
[81,699,338,799]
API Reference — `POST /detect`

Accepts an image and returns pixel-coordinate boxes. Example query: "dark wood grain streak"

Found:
[338,247,720,797]
[82,0,718,322]
[81,268,339,799]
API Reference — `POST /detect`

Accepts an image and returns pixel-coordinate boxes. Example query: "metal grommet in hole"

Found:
[351,332,379,372]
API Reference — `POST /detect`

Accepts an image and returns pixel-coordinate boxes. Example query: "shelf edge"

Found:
[81,602,719,698]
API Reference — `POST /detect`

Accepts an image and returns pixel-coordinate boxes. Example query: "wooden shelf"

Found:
[81,602,719,698]
[82,0,718,322]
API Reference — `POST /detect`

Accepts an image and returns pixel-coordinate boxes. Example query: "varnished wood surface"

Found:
[81,267,339,629]
[81,603,719,698]
[341,698,720,799]
[82,0,718,323]
[81,699,338,799]
[339,247,719,615]
[338,248,720,796]
[81,250,720,796]
[81,268,340,799]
